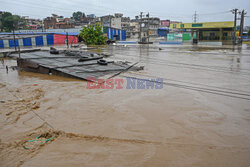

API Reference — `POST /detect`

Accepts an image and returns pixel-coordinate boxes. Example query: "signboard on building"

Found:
[161,20,170,27]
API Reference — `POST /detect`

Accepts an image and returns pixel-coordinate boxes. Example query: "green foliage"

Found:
[248,30,250,37]
[72,11,85,21]
[0,12,26,32]
[79,23,107,45]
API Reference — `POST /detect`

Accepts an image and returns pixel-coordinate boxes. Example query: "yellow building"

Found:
[170,21,235,43]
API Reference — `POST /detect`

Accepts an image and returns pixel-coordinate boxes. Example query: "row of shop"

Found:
[169,21,237,44]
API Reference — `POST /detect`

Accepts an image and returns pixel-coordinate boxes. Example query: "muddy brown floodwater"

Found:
[1,44,250,167]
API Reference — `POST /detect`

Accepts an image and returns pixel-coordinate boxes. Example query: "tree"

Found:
[248,30,250,37]
[79,23,107,45]
[0,12,26,32]
[82,13,86,18]
[72,11,85,21]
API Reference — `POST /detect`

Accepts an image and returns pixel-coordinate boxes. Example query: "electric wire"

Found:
[3,83,55,129]
[120,75,250,101]
[109,49,250,76]
[121,72,250,96]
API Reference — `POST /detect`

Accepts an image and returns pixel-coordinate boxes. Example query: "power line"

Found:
[127,73,250,95]
[1,0,139,18]
[150,10,233,23]
[150,12,193,20]
[4,84,54,129]
[3,0,114,12]
[198,10,231,15]
[1,1,113,15]
[121,75,250,100]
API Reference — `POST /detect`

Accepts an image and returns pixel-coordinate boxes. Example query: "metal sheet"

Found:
[23,38,32,46]
[9,39,19,47]
[0,40,4,48]
[35,36,44,46]
[16,51,141,80]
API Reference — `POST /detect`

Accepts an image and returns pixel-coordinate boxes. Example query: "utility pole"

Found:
[231,8,238,45]
[12,24,20,57]
[139,12,143,43]
[42,20,44,32]
[193,11,197,23]
[12,26,17,51]
[18,45,21,58]
[146,13,150,43]
[66,32,69,49]
[239,9,247,44]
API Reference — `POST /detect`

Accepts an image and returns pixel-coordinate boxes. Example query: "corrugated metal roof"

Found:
[0,32,79,36]
[0,32,52,35]
[54,32,80,36]
[16,51,140,80]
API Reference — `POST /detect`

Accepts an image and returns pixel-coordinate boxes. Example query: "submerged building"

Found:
[169,21,235,44]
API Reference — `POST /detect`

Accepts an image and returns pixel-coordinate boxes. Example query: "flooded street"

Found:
[1,44,250,167]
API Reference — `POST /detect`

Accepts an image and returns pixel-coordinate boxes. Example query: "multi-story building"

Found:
[111,17,122,29]
[22,16,43,30]
[100,13,131,31]
[139,17,160,38]
[121,16,130,34]
[101,13,137,38]
[43,16,57,29]
[100,15,114,27]
[126,21,140,39]
[44,14,75,29]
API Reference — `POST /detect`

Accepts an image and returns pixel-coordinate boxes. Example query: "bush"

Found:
[79,23,107,45]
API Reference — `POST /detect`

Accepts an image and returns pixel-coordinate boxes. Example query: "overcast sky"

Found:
[1,0,250,25]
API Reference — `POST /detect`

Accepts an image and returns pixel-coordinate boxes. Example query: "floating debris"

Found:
[23,133,54,150]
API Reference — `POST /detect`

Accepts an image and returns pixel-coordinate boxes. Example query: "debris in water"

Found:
[23,133,55,150]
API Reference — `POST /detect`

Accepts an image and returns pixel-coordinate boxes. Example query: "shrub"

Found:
[79,23,107,45]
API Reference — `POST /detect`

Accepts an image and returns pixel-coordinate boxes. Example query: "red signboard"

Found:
[161,20,170,27]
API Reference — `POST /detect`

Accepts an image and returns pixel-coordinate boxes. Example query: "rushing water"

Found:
[1,44,250,167]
